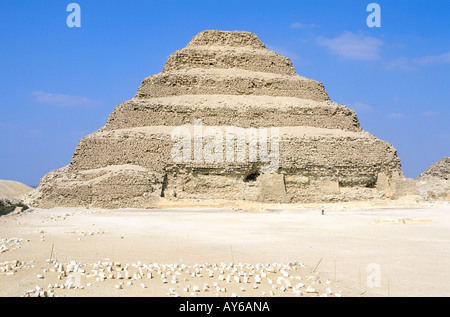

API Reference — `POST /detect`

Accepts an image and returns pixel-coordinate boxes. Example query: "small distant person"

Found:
[321,206,325,215]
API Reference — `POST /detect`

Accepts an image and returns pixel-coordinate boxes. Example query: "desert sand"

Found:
[0,180,33,198]
[1,200,449,297]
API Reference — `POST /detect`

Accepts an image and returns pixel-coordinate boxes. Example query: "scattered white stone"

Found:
[39,291,48,297]
[293,288,303,296]
[9,260,343,297]
[168,288,177,296]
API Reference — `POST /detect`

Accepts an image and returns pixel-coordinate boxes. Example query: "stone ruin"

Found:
[25,30,419,209]
[416,157,450,200]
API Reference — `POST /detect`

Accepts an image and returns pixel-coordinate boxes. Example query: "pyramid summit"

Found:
[137,30,330,102]
[26,30,418,209]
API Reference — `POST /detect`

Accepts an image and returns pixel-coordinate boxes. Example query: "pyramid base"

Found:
[25,164,419,209]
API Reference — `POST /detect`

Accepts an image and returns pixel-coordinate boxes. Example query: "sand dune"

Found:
[0,180,33,198]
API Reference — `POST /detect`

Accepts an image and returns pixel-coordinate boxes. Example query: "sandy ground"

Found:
[1,201,449,297]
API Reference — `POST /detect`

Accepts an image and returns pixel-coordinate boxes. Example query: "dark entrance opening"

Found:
[244,172,260,182]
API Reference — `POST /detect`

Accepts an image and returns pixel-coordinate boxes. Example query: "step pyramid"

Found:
[27,30,418,208]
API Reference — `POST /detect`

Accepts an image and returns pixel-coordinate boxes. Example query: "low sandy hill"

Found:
[0,180,33,198]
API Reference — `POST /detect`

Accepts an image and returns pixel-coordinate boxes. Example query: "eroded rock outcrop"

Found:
[0,194,28,214]
[416,157,450,200]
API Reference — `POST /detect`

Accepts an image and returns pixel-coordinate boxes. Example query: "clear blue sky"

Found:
[0,0,449,187]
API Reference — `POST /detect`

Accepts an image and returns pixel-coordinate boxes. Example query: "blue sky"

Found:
[0,0,449,187]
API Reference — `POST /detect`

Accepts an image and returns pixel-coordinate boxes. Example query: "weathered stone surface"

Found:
[417,157,449,181]
[0,194,28,214]
[135,68,330,102]
[187,30,267,49]
[416,157,450,200]
[163,46,297,75]
[104,96,361,132]
[376,171,420,200]
[26,165,164,209]
[25,30,418,208]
